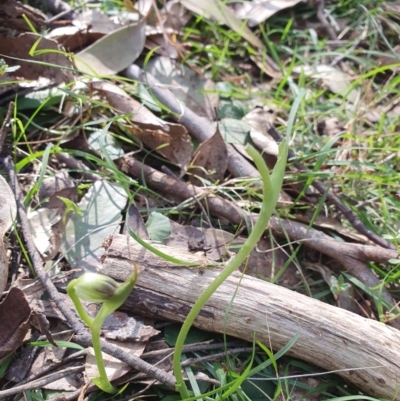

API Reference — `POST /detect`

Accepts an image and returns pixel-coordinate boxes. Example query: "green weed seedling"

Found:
[67,263,138,394]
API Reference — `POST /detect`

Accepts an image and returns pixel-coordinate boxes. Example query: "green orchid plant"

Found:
[67,263,138,394]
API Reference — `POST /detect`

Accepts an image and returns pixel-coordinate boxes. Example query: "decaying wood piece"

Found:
[101,234,400,401]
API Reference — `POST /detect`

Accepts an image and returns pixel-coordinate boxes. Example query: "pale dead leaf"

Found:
[46,25,102,53]
[180,0,264,49]
[75,20,146,75]
[0,175,17,294]
[102,311,160,341]
[145,29,179,59]
[231,0,305,27]
[33,175,77,260]
[39,172,76,204]
[123,203,150,239]
[146,56,219,120]
[136,0,153,17]
[90,81,192,173]
[16,279,46,303]
[27,331,81,391]
[298,213,370,244]
[242,106,278,156]
[293,65,359,103]
[250,54,282,79]
[162,0,191,30]
[28,208,62,256]
[76,9,120,34]
[89,81,168,130]
[293,65,381,122]
[316,117,344,138]
[0,0,46,34]
[133,128,192,174]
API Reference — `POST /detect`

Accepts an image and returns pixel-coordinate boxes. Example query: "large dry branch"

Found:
[117,155,400,330]
[101,234,400,401]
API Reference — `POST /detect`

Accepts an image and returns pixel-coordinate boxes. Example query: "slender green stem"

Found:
[173,144,287,399]
[66,266,138,394]
[91,304,117,394]
[66,280,94,327]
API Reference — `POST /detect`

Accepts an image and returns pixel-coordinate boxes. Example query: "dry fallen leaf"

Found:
[145,27,179,59]
[102,311,159,341]
[0,33,74,84]
[180,0,264,49]
[28,208,62,256]
[146,56,219,120]
[162,0,191,31]
[75,19,146,76]
[0,175,17,294]
[293,65,359,103]
[36,174,77,260]
[292,65,380,121]
[84,307,158,383]
[231,0,305,27]
[242,106,278,156]
[0,0,46,35]
[90,81,192,174]
[89,80,169,130]
[189,127,228,185]
[316,117,345,138]
[0,288,31,364]
[123,203,150,239]
[76,9,121,34]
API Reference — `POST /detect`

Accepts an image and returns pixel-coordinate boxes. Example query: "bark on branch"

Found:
[101,234,400,401]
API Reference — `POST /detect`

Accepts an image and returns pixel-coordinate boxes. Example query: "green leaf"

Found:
[146,211,171,242]
[216,81,234,98]
[88,130,124,160]
[90,376,117,394]
[218,99,248,119]
[164,323,211,346]
[0,354,13,378]
[217,118,251,145]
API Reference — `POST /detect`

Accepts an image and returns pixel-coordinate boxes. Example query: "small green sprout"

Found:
[0,59,20,75]
[67,263,138,393]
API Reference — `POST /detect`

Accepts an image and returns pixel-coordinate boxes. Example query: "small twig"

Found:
[181,346,256,367]
[7,350,87,390]
[142,341,243,358]
[0,366,84,398]
[0,102,14,154]
[1,156,177,388]
[316,0,337,41]
[45,0,91,23]
[55,153,99,182]
[267,126,395,250]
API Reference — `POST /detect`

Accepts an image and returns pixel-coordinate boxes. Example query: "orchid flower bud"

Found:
[67,263,138,394]
[73,272,119,303]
